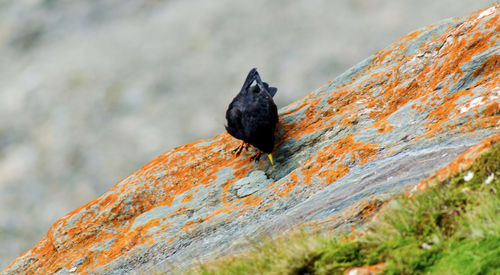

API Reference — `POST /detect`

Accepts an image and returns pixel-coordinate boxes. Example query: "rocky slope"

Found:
[0,0,494,267]
[3,5,499,274]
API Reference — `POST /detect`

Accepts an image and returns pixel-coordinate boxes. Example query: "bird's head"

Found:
[254,137,275,165]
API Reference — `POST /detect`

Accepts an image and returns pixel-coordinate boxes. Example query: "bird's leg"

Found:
[233,141,249,156]
[250,151,263,162]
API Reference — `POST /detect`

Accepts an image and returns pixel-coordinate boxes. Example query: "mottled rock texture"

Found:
[3,5,499,274]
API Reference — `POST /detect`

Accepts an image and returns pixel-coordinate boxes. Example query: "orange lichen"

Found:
[377,122,393,133]
[300,136,378,186]
[356,199,386,220]
[473,54,500,78]
[483,101,499,116]
[241,195,265,208]
[182,218,204,231]
[93,218,161,268]
[276,174,298,197]
[319,164,350,185]
[345,263,387,275]
[181,193,194,203]
[5,132,261,273]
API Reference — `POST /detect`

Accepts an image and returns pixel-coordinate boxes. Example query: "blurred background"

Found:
[0,0,494,268]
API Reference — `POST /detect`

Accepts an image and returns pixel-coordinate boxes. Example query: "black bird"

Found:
[225,68,278,164]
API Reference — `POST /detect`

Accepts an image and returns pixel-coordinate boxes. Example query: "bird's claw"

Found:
[233,141,249,156]
[250,152,263,162]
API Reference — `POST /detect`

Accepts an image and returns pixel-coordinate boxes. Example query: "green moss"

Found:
[180,143,499,275]
[430,237,500,275]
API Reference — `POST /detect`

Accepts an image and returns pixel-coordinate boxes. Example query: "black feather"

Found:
[225,68,278,154]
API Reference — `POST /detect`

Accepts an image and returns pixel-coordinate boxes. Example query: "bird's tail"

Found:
[263,82,278,97]
[255,72,278,98]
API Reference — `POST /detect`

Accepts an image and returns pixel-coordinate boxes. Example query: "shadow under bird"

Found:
[225,68,279,164]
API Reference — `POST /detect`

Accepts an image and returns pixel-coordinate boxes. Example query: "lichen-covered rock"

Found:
[3,5,499,274]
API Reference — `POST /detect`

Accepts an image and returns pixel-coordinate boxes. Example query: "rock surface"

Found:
[0,0,494,268]
[3,5,499,274]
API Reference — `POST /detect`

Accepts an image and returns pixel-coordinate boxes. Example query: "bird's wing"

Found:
[238,68,258,95]
[225,99,246,140]
[254,70,266,92]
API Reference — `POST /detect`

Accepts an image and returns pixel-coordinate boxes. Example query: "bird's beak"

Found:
[267,154,274,165]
